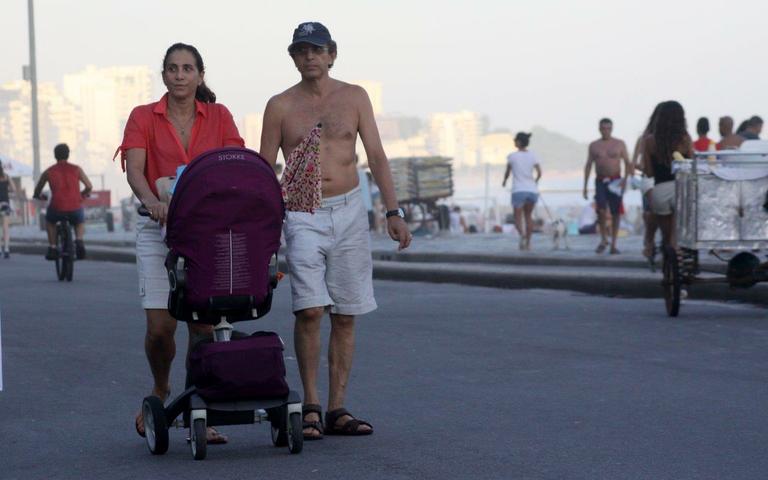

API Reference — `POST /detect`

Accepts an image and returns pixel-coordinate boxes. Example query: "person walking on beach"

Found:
[502,132,541,250]
[583,118,632,254]
[260,22,411,440]
[0,163,18,258]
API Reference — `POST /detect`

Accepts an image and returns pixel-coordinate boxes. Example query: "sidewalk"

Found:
[9,225,768,307]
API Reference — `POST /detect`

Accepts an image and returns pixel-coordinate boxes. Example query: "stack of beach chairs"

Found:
[389,156,453,201]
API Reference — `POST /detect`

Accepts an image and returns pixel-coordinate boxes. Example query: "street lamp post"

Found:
[27,0,41,182]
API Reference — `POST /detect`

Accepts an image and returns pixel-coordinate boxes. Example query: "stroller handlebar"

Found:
[137,205,151,217]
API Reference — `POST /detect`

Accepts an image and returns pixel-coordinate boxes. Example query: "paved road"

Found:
[1,255,767,479]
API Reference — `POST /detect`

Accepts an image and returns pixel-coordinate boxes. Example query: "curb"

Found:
[12,242,767,308]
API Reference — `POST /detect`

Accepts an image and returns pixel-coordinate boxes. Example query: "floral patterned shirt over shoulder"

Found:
[280,124,322,213]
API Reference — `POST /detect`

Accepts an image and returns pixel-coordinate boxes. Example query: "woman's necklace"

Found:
[169,113,195,136]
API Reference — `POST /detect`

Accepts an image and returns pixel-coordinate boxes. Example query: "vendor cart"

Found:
[662,149,768,316]
[390,156,454,234]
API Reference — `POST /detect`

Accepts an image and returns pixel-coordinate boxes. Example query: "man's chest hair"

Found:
[286,103,359,143]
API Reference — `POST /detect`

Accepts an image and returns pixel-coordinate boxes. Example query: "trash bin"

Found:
[105,211,115,232]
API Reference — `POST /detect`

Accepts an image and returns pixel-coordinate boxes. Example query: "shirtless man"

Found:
[582,118,632,254]
[717,116,743,150]
[260,22,411,440]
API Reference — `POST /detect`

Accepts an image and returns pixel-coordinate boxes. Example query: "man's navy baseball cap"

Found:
[289,22,333,49]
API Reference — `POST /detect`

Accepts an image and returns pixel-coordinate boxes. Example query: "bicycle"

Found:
[35,193,77,282]
[53,217,75,282]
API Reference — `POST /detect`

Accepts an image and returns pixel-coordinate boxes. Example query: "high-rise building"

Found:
[0,66,154,203]
[0,81,86,172]
[63,65,154,151]
[382,134,430,159]
[356,80,383,116]
[241,113,263,152]
[480,131,516,165]
[428,111,488,168]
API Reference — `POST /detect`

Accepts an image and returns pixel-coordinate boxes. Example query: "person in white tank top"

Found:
[502,132,542,250]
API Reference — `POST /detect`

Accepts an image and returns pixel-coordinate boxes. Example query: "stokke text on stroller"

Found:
[139,147,303,460]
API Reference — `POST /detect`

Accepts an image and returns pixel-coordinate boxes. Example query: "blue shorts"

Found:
[511,191,539,208]
[46,207,85,226]
[594,179,621,215]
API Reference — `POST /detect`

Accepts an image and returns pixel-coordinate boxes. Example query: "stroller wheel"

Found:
[142,396,168,455]
[190,418,207,460]
[269,407,288,447]
[287,412,303,454]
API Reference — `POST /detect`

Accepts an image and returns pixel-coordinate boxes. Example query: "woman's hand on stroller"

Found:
[143,200,169,226]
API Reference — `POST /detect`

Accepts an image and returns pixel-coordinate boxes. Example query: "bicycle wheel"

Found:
[63,225,74,282]
[55,224,66,281]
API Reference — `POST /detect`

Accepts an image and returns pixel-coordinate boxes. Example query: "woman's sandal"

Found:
[302,404,324,440]
[324,408,373,436]
[135,390,171,438]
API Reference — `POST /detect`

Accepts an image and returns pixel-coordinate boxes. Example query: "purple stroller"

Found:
[140,147,303,460]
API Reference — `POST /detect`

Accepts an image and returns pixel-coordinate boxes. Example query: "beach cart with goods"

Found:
[662,144,768,316]
[389,156,454,234]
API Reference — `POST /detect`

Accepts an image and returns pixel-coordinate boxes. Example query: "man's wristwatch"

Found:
[385,207,406,219]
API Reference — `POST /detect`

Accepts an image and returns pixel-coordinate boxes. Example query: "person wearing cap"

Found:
[260,22,411,439]
[502,132,541,250]
[582,118,632,255]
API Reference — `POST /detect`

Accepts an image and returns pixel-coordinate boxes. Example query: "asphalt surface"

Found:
[12,227,768,306]
[1,255,767,479]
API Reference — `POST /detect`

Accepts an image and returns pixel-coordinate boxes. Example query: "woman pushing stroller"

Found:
[117,43,244,444]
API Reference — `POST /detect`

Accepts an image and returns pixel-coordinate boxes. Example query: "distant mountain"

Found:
[528,126,588,171]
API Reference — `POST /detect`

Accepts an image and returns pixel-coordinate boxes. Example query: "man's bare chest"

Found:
[284,100,358,146]
[593,144,622,162]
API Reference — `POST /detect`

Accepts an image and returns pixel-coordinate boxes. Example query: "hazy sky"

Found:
[2,0,767,144]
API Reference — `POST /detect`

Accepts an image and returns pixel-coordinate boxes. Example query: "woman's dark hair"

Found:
[653,101,687,165]
[643,103,663,135]
[736,120,749,134]
[162,43,216,103]
[0,162,5,178]
[696,117,709,136]
[515,132,532,148]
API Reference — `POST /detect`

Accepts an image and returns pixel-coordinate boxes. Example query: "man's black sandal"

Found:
[324,408,373,436]
[302,404,324,440]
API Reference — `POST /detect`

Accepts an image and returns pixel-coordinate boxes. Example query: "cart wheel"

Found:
[403,202,427,234]
[662,246,681,317]
[287,412,303,454]
[190,418,207,460]
[269,406,288,447]
[142,396,168,455]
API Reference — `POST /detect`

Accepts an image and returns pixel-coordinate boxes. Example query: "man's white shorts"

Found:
[135,216,169,310]
[283,186,377,316]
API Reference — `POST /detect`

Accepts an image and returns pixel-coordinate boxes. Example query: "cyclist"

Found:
[32,143,93,260]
